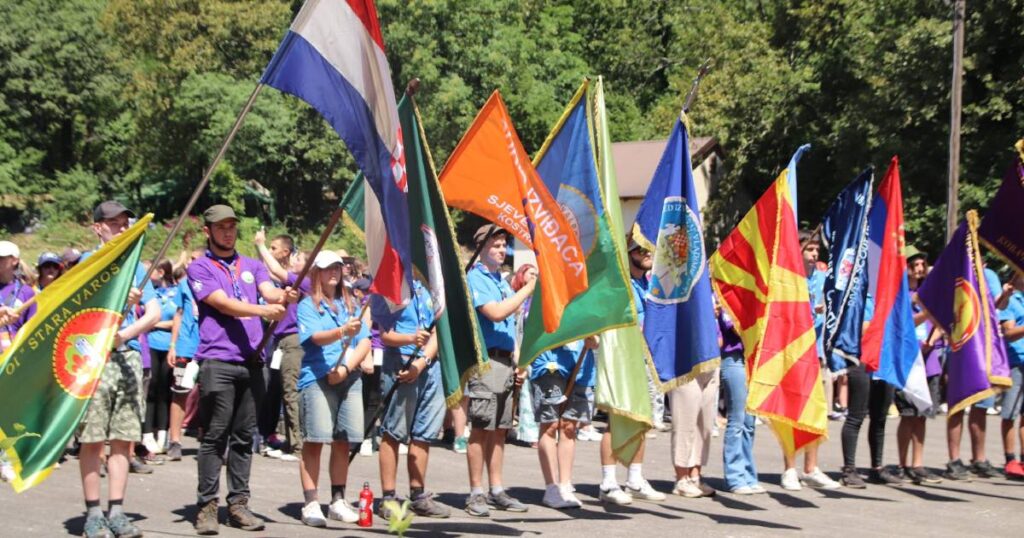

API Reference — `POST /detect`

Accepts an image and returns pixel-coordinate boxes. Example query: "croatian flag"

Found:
[861,157,931,411]
[261,0,411,306]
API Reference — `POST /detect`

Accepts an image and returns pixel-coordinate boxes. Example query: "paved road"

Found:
[2,415,1022,537]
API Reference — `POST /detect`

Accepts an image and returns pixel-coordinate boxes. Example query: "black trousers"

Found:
[145,349,172,433]
[362,365,382,433]
[196,359,264,505]
[841,362,894,469]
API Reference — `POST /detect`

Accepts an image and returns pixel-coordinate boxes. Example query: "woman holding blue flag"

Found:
[295,251,371,527]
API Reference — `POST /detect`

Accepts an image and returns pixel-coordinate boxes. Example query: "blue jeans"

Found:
[721,353,758,490]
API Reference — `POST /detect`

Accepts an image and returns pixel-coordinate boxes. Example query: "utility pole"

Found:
[946,0,965,241]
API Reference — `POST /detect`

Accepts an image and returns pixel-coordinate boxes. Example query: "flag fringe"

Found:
[652,356,722,393]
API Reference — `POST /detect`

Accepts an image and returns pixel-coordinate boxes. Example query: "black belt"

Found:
[487,348,513,359]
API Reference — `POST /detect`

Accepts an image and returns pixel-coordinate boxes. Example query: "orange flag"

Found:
[439,91,587,331]
[709,169,828,455]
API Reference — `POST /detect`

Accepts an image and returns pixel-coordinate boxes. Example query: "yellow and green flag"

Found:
[0,214,151,491]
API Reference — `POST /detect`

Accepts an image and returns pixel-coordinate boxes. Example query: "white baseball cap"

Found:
[313,250,344,269]
[0,241,19,258]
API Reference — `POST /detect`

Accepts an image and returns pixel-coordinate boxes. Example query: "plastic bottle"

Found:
[358,481,374,527]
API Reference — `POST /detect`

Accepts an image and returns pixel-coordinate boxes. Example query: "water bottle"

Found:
[358,481,374,527]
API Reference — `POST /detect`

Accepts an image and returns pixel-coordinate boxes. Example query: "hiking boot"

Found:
[227,498,264,531]
[82,514,113,538]
[106,512,142,538]
[486,490,528,512]
[464,493,490,517]
[840,466,866,489]
[128,456,152,474]
[194,500,219,536]
[868,467,904,486]
[970,460,1001,479]
[410,491,451,518]
[166,442,182,462]
[944,459,971,481]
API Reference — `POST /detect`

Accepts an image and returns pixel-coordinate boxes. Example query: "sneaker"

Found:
[625,479,667,501]
[129,456,153,475]
[653,421,671,432]
[327,497,359,522]
[277,452,299,462]
[561,486,583,508]
[399,443,409,455]
[453,436,468,454]
[840,466,867,489]
[107,512,143,538]
[1004,459,1024,479]
[166,442,182,462]
[577,428,602,442]
[749,483,768,494]
[711,425,720,438]
[82,514,114,538]
[301,501,327,527]
[730,485,756,495]
[410,491,451,518]
[542,486,578,509]
[486,490,528,512]
[906,466,943,484]
[599,487,632,505]
[944,459,971,481]
[465,493,490,517]
[359,439,374,457]
[970,460,1001,479]
[868,467,904,486]
[262,447,283,459]
[227,498,265,531]
[800,468,841,489]
[376,495,403,520]
[781,468,802,491]
[0,461,14,482]
[672,477,705,498]
[142,452,166,465]
[194,500,219,536]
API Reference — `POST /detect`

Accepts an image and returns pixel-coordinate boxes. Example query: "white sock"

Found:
[626,464,643,488]
[490,485,505,496]
[601,465,618,490]
[156,430,167,449]
[470,486,484,495]
[142,432,156,447]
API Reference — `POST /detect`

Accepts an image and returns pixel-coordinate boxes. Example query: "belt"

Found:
[487,348,513,359]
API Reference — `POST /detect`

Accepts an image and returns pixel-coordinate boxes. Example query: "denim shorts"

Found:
[379,350,445,444]
[1001,365,1024,420]
[531,372,592,425]
[300,375,364,444]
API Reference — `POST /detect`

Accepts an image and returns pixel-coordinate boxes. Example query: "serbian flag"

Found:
[978,140,1024,275]
[861,157,931,411]
[710,163,827,456]
[438,91,588,332]
[260,0,411,306]
[916,210,1012,415]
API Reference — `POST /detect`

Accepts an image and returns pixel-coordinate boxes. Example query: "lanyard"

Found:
[206,251,244,300]
[1,280,22,308]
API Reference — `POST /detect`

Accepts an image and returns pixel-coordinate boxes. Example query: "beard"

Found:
[209,236,236,254]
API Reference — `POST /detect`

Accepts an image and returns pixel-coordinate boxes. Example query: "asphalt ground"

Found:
[2,413,1022,537]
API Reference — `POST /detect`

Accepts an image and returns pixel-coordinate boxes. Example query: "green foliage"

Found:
[383,498,414,537]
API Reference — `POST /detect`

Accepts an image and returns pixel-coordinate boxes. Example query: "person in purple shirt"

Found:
[188,205,296,535]
[0,241,36,353]
[254,228,309,460]
[717,299,764,495]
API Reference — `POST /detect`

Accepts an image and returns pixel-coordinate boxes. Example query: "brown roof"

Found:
[612,137,722,198]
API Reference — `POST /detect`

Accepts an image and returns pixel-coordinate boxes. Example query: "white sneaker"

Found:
[731,485,755,495]
[263,448,283,459]
[541,485,578,509]
[301,501,327,527]
[625,479,666,501]
[781,468,802,491]
[800,467,841,489]
[711,425,720,438]
[560,485,583,508]
[278,452,299,462]
[599,487,633,505]
[749,483,767,494]
[577,428,602,442]
[0,462,15,482]
[672,477,704,498]
[399,443,409,455]
[328,498,359,523]
[359,439,374,457]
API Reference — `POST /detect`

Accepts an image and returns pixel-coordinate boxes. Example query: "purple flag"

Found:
[916,211,1011,415]
[978,144,1024,275]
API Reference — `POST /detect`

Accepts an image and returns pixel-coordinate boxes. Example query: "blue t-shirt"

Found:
[80,250,156,352]
[998,291,1024,368]
[631,275,648,328]
[147,285,179,351]
[371,280,433,356]
[297,295,369,390]
[467,263,515,351]
[530,340,595,387]
[174,279,200,358]
[807,269,827,357]
[984,268,1002,302]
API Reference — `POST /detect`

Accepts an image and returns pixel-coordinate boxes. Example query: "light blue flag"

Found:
[632,115,720,389]
[787,144,811,222]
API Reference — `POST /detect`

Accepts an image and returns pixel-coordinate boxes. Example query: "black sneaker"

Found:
[907,466,943,484]
[128,456,153,475]
[970,460,1001,479]
[840,466,867,489]
[868,467,904,486]
[944,459,971,481]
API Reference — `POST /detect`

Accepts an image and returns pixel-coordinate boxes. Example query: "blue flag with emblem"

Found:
[632,115,719,389]
[821,168,874,365]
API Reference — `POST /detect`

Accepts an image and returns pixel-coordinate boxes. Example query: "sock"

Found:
[546,483,559,495]
[303,489,317,504]
[331,485,345,502]
[383,489,397,499]
[490,486,505,496]
[108,499,123,518]
[1006,453,1017,464]
[470,486,484,496]
[85,499,103,519]
[626,464,643,488]
[156,430,167,449]
[601,465,618,490]
[410,486,424,499]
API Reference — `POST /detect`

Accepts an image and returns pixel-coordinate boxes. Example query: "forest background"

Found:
[1,0,1021,264]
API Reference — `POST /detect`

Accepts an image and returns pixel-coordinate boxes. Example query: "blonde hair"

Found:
[308,264,355,315]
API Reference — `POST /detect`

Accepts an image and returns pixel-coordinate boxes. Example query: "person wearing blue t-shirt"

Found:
[464,224,535,517]
[998,273,1024,479]
[167,249,203,461]
[141,259,180,458]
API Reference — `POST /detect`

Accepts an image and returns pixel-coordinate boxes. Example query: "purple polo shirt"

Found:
[272,271,311,338]
[717,309,744,356]
[187,253,271,362]
[1,279,36,345]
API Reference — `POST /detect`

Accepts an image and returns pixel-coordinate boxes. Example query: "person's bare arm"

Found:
[478,278,536,322]
[114,297,160,347]
[1002,320,1024,344]
[254,228,290,283]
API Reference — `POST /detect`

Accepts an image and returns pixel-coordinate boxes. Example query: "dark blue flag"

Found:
[822,168,874,365]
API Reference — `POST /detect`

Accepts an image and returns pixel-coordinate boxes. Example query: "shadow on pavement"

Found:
[929,483,1024,502]
[711,494,767,511]
[356,520,543,537]
[662,504,802,530]
[766,491,818,508]
[890,486,968,503]
[815,488,896,502]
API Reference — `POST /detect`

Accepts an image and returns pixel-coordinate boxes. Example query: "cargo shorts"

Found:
[466,353,516,431]
[77,349,144,443]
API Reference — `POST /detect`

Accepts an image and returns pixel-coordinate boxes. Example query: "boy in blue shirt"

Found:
[998,273,1024,479]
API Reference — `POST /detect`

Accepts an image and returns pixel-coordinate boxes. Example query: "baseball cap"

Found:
[474,224,507,245]
[62,247,82,265]
[627,236,642,252]
[37,251,62,267]
[0,241,19,258]
[93,200,136,222]
[353,277,372,292]
[313,250,344,269]
[202,204,238,225]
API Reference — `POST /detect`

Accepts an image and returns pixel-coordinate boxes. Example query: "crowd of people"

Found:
[1,199,1022,538]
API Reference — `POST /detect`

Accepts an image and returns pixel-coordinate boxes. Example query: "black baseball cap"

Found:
[93,201,135,222]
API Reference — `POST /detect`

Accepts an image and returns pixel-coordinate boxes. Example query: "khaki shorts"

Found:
[77,349,144,443]
[466,353,515,431]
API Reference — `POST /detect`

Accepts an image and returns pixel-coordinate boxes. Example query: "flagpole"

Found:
[683,58,713,113]
[557,345,591,421]
[946,0,966,242]
[464,225,497,272]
